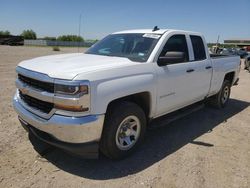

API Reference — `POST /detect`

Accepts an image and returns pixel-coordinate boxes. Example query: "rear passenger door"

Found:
[188,35,212,100]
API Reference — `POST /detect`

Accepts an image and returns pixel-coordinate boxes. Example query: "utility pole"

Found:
[216,35,220,46]
[78,13,82,53]
[215,35,220,54]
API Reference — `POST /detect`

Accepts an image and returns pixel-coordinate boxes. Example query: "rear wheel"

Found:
[247,60,250,72]
[209,80,231,108]
[100,101,146,159]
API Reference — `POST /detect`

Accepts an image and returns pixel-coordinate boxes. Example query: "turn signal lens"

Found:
[55,103,89,112]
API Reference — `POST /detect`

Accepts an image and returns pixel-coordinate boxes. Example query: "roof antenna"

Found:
[153,26,160,31]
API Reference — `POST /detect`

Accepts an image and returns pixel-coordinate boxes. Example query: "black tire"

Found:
[100,101,146,160]
[208,80,231,109]
[247,61,250,72]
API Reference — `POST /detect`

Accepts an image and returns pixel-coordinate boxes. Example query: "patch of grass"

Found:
[52,46,60,51]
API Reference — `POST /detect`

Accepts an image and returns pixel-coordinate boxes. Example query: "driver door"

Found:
[154,34,201,116]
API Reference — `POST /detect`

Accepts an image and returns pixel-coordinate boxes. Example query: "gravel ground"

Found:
[0,45,249,188]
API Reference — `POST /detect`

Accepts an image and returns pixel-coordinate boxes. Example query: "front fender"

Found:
[90,73,156,116]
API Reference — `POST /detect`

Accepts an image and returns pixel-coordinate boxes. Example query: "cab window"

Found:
[159,34,189,63]
[190,35,206,61]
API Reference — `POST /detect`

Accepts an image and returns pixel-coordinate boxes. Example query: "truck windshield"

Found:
[85,33,161,62]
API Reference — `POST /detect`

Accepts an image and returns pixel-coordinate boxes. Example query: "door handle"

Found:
[205,66,212,69]
[186,69,194,73]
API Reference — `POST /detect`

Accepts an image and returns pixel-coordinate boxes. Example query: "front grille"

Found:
[19,91,54,113]
[18,74,54,93]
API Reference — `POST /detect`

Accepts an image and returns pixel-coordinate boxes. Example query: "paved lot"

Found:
[0,46,249,188]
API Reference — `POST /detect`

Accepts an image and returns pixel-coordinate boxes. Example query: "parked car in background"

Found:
[245,46,250,52]
[0,35,24,46]
[237,48,248,58]
[244,55,250,72]
[220,48,237,56]
[220,48,248,59]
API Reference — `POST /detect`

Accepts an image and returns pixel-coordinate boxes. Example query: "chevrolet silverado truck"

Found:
[13,28,240,159]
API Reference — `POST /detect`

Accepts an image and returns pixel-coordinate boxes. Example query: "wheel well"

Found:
[224,72,235,85]
[107,92,151,120]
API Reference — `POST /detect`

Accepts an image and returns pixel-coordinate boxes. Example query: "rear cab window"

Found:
[190,35,206,61]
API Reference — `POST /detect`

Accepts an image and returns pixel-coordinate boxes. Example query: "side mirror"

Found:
[157,51,185,66]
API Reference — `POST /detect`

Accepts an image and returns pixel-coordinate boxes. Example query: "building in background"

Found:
[224,39,250,51]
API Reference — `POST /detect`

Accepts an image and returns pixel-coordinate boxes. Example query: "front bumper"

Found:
[13,95,105,144]
[21,121,99,158]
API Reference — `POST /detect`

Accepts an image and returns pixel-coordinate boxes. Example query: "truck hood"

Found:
[18,53,136,80]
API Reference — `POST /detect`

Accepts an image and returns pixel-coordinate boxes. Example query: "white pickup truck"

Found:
[13,28,240,159]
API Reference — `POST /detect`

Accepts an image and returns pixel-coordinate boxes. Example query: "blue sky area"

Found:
[1,0,249,42]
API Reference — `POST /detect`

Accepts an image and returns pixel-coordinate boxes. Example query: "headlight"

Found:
[54,84,88,96]
[54,80,90,115]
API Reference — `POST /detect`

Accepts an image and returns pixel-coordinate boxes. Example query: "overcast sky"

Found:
[1,0,249,42]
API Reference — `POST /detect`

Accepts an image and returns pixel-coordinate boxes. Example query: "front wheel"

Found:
[100,101,146,159]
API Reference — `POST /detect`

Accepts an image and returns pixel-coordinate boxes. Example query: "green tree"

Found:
[43,36,56,41]
[57,35,84,42]
[21,29,37,39]
[0,30,10,36]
